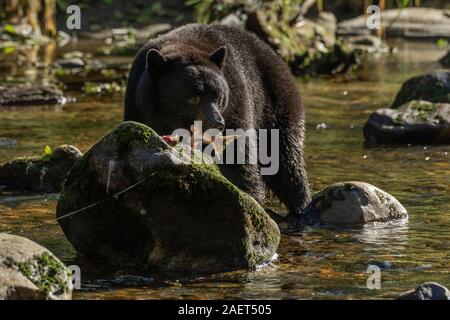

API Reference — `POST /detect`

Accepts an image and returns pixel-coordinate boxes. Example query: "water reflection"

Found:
[355,220,409,248]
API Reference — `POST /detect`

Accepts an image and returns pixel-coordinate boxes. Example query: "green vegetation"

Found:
[4,252,69,299]
[41,145,53,161]
[186,0,438,25]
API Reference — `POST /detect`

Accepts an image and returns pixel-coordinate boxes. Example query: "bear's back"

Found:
[142,24,287,84]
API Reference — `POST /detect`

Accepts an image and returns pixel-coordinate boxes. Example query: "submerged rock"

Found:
[391,71,450,108]
[364,100,450,146]
[338,8,450,39]
[0,145,82,193]
[0,233,73,300]
[0,137,17,148]
[0,85,67,107]
[301,182,408,226]
[56,122,280,271]
[397,282,450,300]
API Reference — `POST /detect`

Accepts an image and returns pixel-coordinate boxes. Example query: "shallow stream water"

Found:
[0,39,448,299]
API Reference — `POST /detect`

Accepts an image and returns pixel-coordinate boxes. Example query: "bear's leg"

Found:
[263,126,311,216]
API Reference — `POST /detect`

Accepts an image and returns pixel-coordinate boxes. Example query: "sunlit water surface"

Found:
[0,40,448,299]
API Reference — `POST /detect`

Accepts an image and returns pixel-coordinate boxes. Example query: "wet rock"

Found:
[392,71,450,108]
[301,182,408,226]
[0,85,67,107]
[54,57,85,69]
[0,233,73,300]
[80,27,136,42]
[0,145,82,193]
[369,261,392,270]
[0,137,17,148]
[338,8,450,39]
[363,100,450,146]
[56,122,280,271]
[397,282,450,300]
[55,59,130,87]
[345,35,389,53]
[440,50,450,68]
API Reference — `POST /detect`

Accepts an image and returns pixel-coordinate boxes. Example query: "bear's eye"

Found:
[188,96,201,105]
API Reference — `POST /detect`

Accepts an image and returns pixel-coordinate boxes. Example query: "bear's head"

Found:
[144,46,229,134]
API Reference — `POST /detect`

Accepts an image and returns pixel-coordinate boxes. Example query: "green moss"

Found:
[411,101,435,112]
[413,101,435,121]
[4,252,69,299]
[393,115,405,125]
[115,122,158,145]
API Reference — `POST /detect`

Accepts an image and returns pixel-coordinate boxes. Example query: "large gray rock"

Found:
[56,122,280,271]
[338,8,450,39]
[302,182,408,226]
[363,100,450,146]
[391,71,450,108]
[397,282,450,300]
[0,145,82,193]
[0,233,73,300]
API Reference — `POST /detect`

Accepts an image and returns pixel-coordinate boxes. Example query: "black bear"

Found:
[124,23,311,216]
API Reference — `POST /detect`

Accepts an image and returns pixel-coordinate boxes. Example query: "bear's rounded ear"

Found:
[210,46,227,69]
[146,49,166,76]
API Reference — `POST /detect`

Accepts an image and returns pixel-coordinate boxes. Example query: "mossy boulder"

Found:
[0,145,83,193]
[391,71,450,108]
[56,121,280,271]
[0,233,73,300]
[301,182,408,226]
[363,100,450,146]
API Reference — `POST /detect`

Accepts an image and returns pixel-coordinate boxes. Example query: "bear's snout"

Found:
[202,103,225,131]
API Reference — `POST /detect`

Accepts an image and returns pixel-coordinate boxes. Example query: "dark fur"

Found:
[124,23,311,214]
